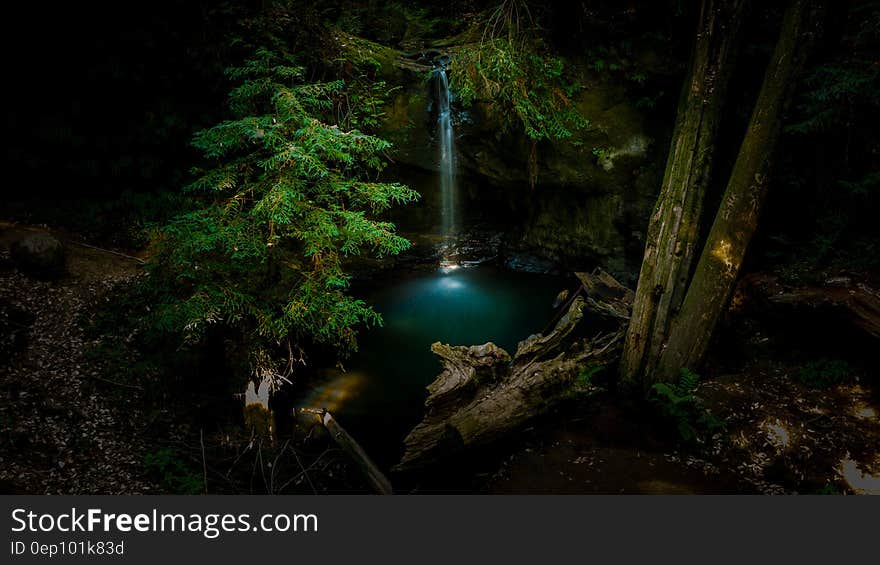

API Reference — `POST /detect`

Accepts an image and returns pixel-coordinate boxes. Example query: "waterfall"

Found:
[435,66,457,240]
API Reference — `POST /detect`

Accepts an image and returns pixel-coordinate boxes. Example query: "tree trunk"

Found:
[396,271,632,471]
[620,0,746,386]
[655,0,826,381]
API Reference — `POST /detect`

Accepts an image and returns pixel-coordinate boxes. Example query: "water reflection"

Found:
[437,275,465,290]
[296,371,367,415]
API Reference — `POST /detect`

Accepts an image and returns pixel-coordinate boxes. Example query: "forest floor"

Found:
[488,363,880,494]
[2,221,878,494]
[489,282,880,494]
[0,222,157,493]
[0,222,371,495]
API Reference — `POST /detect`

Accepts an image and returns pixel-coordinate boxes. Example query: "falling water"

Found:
[435,66,457,241]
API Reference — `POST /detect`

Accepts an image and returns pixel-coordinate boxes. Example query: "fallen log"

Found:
[298,408,393,495]
[736,273,880,339]
[768,286,880,339]
[395,269,633,471]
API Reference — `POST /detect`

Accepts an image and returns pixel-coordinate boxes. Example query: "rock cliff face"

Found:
[359,37,666,279]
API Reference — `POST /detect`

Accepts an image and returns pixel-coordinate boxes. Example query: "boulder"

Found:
[11,233,66,279]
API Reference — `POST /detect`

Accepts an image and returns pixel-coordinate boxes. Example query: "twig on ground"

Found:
[277,448,338,493]
[69,241,146,264]
[226,428,256,477]
[86,375,144,390]
[292,446,318,494]
[200,429,208,495]
[270,439,291,494]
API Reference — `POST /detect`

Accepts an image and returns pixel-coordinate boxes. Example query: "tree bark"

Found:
[396,270,632,471]
[655,0,826,381]
[620,0,747,386]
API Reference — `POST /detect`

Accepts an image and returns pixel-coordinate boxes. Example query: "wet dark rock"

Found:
[11,233,66,280]
[437,230,502,267]
[503,253,558,274]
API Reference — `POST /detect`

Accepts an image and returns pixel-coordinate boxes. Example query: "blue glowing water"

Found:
[296,266,566,466]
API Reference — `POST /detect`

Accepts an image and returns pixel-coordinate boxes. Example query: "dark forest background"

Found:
[4,1,876,275]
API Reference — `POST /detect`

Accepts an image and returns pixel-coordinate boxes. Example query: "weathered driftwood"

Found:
[396,270,633,471]
[298,408,393,495]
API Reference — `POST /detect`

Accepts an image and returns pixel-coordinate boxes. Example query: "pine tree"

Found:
[146,48,419,388]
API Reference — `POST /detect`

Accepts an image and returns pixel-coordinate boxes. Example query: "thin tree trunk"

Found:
[655,0,826,382]
[620,0,746,386]
[297,408,394,494]
[322,411,393,495]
